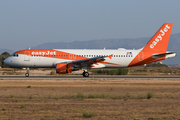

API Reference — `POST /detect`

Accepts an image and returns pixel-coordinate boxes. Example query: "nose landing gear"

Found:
[25,68,29,77]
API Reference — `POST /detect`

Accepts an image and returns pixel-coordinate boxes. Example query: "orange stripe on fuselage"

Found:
[15,49,87,61]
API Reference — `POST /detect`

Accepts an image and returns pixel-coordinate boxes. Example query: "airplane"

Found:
[4,23,176,77]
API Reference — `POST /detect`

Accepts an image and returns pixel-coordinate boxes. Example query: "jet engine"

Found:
[56,63,72,74]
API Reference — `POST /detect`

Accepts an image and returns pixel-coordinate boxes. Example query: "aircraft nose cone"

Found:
[4,57,11,65]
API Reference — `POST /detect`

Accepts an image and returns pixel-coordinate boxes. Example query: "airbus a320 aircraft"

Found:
[4,23,176,77]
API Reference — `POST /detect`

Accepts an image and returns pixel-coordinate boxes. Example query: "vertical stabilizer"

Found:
[128,23,173,67]
[143,23,173,53]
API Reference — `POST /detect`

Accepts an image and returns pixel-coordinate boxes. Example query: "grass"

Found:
[100,92,108,98]
[147,91,153,99]
[88,93,100,98]
[67,93,75,99]
[73,108,95,118]
[29,96,33,99]
[15,98,18,102]
[110,95,118,100]
[2,107,5,111]
[53,97,59,100]
[124,92,131,99]
[48,93,52,99]
[44,91,157,100]
[129,118,143,120]
[27,86,31,88]
[10,94,14,98]
[1,80,180,119]
[77,91,85,100]
[20,103,26,108]
[82,110,94,118]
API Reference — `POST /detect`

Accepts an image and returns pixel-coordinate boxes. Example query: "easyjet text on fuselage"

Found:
[31,51,56,55]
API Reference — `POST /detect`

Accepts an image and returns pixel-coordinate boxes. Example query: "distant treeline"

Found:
[0,52,10,68]
[146,63,168,67]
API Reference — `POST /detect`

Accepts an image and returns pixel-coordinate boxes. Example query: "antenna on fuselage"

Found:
[28,47,31,50]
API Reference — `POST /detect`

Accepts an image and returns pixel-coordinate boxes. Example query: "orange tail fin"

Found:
[128,23,173,67]
[143,23,173,53]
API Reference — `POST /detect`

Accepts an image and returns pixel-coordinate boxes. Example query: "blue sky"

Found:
[1,0,180,50]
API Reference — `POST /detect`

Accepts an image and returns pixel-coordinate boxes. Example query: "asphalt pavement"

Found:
[0,75,180,79]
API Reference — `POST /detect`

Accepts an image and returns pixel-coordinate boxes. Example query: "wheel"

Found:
[83,72,89,77]
[25,73,29,77]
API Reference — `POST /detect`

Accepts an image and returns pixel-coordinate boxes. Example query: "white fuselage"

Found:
[5,49,140,68]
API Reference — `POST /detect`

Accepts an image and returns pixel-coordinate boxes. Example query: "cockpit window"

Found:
[11,54,19,57]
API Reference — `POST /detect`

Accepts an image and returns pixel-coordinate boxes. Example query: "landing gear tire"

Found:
[25,73,29,77]
[83,72,89,77]
[25,68,30,77]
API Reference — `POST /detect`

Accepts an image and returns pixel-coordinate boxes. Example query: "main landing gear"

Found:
[83,71,89,77]
[25,68,29,77]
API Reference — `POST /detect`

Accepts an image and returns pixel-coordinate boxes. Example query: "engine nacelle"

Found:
[56,63,72,74]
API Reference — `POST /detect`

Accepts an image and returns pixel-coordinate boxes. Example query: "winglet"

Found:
[108,54,113,59]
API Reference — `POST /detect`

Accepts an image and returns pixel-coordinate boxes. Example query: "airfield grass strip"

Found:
[52,91,155,100]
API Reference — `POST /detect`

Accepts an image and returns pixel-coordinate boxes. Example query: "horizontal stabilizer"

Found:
[152,52,176,59]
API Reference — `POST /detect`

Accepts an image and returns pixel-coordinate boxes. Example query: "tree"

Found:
[0,52,11,68]
[1,52,10,56]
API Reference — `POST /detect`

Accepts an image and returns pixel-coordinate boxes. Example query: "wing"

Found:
[66,54,113,69]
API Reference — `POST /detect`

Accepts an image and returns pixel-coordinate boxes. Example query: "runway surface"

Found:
[0,75,180,79]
